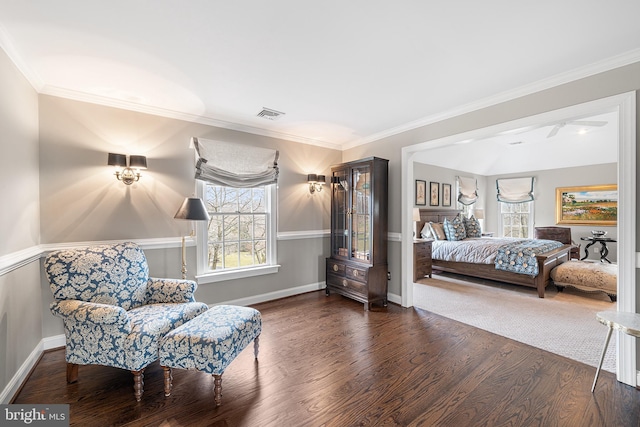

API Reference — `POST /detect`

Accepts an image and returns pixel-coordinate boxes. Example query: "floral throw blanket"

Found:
[494,239,563,276]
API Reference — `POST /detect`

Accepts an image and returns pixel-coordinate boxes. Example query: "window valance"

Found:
[457,176,478,205]
[193,137,279,188]
[496,177,534,203]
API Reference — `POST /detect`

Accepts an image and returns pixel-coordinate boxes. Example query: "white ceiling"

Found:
[0,1,639,152]
[413,111,619,175]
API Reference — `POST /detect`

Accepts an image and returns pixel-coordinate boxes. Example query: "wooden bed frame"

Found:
[416,209,571,298]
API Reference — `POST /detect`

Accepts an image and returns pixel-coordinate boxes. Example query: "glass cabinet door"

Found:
[331,168,349,258]
[350,164,371,263]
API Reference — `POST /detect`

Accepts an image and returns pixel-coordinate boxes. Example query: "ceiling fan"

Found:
[546,120,608,138]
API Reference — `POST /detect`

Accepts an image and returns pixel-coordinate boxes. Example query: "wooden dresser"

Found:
[413,239,433,281]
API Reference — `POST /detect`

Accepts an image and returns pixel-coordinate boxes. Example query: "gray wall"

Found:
[0,47,42,398]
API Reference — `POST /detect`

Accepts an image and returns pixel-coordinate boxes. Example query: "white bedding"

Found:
[431,237,527,264]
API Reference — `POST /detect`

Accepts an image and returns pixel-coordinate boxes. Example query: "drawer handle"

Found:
[353,270,359,277]
[333,264,339,272]
[342,279,348,287]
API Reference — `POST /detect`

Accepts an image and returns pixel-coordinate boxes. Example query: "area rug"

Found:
[413,273,616,373]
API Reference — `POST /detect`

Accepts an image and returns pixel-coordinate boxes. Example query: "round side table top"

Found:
[596,310,640,338]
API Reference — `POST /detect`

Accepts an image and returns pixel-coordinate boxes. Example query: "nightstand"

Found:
[413,240,433,281]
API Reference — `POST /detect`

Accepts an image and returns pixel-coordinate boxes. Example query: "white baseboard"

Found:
[0,341,43,404]
[216,282,326,307]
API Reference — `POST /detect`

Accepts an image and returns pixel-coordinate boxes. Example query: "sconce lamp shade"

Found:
[174,197,210,221]
[107,153,127,167]
[474,208,485,220]
[129,155,147,169]
[413,208,421,221]
[307,173,326,194]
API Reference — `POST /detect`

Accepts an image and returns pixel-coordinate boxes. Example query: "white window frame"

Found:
[497,201,534,238]
[195,180,279,284]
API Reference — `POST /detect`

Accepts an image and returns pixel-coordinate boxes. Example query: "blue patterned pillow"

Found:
[443,215,467,241]
[464,215,482,238]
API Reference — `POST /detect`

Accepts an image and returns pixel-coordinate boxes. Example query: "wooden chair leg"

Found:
[131,369,145,402]
[66,363,78,383]
[254,335,260,360]
[213,374,222,407]
[162,366,172,397]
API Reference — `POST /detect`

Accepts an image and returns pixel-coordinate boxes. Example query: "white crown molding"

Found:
[0,23,44,91]
[39,85,343,151]
[343,48,640,150]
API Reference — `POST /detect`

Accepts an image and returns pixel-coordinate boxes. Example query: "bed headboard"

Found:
[415,208,462,238]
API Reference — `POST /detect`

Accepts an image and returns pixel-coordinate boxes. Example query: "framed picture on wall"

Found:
[415,180,426,205]
[430,182,439,206]
[442,183,452,207]
[555,184,617,226]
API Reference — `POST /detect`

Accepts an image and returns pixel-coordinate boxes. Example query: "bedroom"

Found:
[2,2,640,424]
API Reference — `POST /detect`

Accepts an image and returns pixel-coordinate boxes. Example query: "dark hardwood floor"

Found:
[12,291,640,426]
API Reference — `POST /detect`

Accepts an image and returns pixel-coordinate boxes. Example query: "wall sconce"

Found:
[107,153,147,185]
[307,174,326,194]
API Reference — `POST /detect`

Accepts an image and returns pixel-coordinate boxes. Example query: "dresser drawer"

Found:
[327,273,366,294]
[346,265,368,282]
[415,244,431,259]
[327,259,346,276]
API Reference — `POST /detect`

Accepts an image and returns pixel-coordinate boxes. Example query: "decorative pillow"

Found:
[429,222,447,240]
[420,223,434,239]
[464,215,482,238]
[443,215,467,241]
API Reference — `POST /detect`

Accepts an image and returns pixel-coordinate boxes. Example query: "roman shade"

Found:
[193,137,279,188]
[496,177,534,203]
[457,176,478,205]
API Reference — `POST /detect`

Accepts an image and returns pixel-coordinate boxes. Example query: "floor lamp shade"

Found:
[174,197,209,280]
[174,197,210,221]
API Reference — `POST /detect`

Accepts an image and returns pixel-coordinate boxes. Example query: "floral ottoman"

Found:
[159,305,262,406]
[550,260,617,302]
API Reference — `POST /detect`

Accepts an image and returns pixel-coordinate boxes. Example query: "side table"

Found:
[581,236,616,263]
[591,310,640,392]
[413,239,433,281]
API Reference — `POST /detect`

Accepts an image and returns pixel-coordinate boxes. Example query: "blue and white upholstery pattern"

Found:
[494,239,563,276]
[45,242,209,372]
[159,305,262,375]
[443,215,467,241]
[463,215,482,238]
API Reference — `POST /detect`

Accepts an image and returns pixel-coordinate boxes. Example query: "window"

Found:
[196,181,278,282]
[499,201,533,238]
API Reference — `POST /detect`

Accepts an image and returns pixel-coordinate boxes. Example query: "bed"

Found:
[416,209,571,298]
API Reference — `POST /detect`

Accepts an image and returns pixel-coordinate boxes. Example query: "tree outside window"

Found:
[204,185,268,271]
[499,201,533,238]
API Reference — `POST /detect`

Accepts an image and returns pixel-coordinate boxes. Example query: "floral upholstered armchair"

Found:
[44,241,209,401]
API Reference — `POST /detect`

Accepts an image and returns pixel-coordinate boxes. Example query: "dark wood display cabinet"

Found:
[325,157,389,310]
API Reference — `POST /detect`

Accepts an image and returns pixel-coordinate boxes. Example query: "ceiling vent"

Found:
[257,107,285,120]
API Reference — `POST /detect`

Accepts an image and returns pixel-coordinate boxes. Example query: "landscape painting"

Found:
[555,184,617,226]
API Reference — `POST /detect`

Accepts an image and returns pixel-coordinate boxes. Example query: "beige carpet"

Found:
[413,272,616,373]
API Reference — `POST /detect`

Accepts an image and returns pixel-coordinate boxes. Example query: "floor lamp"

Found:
[174,197,210,279]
